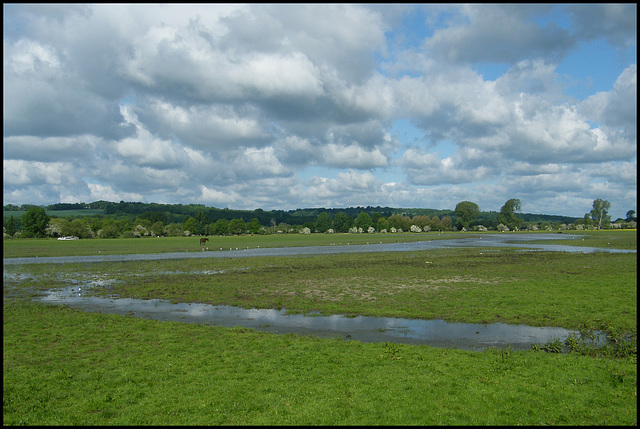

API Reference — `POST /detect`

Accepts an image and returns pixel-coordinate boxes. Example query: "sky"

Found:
[3,4,637,219]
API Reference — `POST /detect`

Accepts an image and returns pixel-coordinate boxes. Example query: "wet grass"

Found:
[3,231,637,425]
[6,248,635,330]
[3,232,462,258]
[3,301,637,425]
[534,229,637,250]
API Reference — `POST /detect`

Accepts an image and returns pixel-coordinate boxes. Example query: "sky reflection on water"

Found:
[38,286,582,352]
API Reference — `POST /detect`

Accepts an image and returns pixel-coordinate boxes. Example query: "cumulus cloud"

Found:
[2,4,636,218]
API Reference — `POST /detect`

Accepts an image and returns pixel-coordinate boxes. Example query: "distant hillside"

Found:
[4,200,580,226]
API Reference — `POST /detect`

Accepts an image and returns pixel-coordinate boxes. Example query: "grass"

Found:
[5,248,635,330]
[3,230,636,259]
[3,230,637,425]
[3,232,462,258]
[3,301,637,425]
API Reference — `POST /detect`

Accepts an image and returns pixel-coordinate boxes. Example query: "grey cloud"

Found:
[565,4,637,48]
[425,5,575,65]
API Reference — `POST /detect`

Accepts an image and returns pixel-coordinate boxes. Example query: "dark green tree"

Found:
[6,215,17,237]
[228,218,246,235]
[376,217,389,232]
[626,210,636,221]
[246,218,262,234]
[194,209,209,235]
[212,219,229,235]
[590,199,611,229]
[150,221,165,236]
[497,199,523,230]
[99,219,120,238]
[183,217,196,234]
[332,211,353,233]
[316,212,333,232]
[355,212,373,231]
[21,206,50,238]
[455,201,480,230]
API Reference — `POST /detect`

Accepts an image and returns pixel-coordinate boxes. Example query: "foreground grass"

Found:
[3,301,636,425]
[3,232,636,425]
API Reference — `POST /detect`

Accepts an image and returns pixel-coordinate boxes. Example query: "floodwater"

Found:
[5,233,626,351]
[39,286,585,351]
[3,233,635,266]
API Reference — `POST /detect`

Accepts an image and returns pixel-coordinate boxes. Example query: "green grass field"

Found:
[3,230,637,425]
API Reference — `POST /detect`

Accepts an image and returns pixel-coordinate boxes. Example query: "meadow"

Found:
[3,230,637,425]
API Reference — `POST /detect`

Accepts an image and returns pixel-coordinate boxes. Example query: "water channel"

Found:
[6,233,630,351]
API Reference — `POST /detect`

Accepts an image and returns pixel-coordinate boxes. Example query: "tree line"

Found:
[4,198,636,239]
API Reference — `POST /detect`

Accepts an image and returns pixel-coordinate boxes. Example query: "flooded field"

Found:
[3,233,635,266]
[37,285,587,351]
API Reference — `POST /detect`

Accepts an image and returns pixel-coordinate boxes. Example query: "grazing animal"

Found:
[200,238,209,245]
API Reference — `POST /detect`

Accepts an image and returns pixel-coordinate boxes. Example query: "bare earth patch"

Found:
[274,276,506,301]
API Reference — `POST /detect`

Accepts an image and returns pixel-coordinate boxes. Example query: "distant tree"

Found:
[430,215,443,231]
[590,199,611,229]
[165,223,184,237]
[376,217,389,232]
[68,218,93,238]
[98,219,120,238]
[246,218,262,234]
[21,207,50,238]
[6,215,17,237]
[212,219,229,235]
[183,217,196,235]
[316,212,333,233]
[228,218,246,235]
[411,215,430,229]
[387,214,410,231]
[455,201,480,230]
[150,221,165,236]
[497,199,523,231]
[355,212,373,231]
[441,216,453,230]
[626,210,636,221]
[194,210,209,235]
[332,211,353,233]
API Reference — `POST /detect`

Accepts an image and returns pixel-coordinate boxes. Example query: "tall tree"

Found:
[455,201,480,230]
[6,215,17,237]
[194,209,209,235]
[355,211,373,231]
[497,199,523,231]
[316,212,333,233]
[21,206,50,238]
[332,211,352,233]
[590,199,611,229]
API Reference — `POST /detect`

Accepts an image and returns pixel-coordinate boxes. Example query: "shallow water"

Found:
[3,233,635,266]
[38,286,583,351]
[7,233,624,351]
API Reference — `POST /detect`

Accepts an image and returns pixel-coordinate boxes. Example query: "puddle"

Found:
[36,286,591,351]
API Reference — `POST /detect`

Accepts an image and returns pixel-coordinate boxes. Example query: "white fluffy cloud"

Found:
[3,4,636,218]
